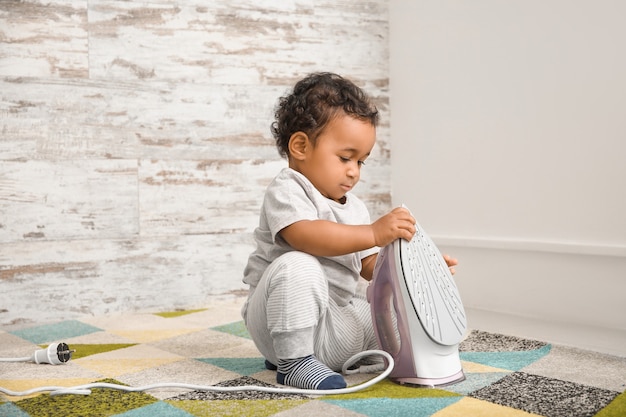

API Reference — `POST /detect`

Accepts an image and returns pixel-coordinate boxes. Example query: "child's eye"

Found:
[339,156,366,167]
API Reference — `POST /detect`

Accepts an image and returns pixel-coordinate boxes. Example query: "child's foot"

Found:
[276,355,346,390]
[265,359,277,370]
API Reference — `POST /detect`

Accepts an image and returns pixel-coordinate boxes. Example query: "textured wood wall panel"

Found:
[0,234,254,324]
[0,0,390,325]
[87,1,388,83]
[0,159,137,242]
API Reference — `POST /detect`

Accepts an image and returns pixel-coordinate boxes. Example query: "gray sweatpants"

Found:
[241,251,378,372]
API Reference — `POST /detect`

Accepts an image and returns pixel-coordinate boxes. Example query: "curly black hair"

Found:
[271,72,379,158]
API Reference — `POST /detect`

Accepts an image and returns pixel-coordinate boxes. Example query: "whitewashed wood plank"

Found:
[88,1,388,83]
[0,0,88,78]
[0,159,138,242]
[0,78,140,160]
[0,78,285,161]
[0,233,253,325]
[138,158,283,236]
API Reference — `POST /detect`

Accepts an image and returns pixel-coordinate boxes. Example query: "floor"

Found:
[1,295,625,417]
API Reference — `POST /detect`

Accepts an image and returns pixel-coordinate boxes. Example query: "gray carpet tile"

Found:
[460,330,547,352]
[168,376,309,401]
[469,371,620,417]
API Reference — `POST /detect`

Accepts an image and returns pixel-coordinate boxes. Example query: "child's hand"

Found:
[371,207,416,247]
[443,254,458,275]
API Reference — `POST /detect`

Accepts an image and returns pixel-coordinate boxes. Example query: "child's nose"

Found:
[347,162,358,178]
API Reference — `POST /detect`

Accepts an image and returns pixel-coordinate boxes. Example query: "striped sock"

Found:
[276,355,346,390]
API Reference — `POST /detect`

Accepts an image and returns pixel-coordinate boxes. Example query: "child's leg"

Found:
[244,251,328,363]
[243,251,346,389]
[352,291,379,351]
[312,292,379,370]
[344,293,383,366]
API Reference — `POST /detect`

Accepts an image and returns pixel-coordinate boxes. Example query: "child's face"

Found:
[296,115,376,203]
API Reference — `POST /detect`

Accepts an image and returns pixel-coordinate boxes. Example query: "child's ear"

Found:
[288,132,309,160]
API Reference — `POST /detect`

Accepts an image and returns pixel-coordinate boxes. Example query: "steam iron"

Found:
[367,211,467,387]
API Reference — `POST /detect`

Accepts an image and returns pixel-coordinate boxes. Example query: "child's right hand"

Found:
[371,207,416,247]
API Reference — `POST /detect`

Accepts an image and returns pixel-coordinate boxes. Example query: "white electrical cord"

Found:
[0,343,74,365]
[0,356,32,363]
[0,349,394,397]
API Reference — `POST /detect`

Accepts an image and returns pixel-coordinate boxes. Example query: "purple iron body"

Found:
[367,213,467,387]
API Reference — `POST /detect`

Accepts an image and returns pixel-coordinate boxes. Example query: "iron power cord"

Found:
[0,348,394,397]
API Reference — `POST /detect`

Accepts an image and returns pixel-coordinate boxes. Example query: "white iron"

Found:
[367,209,467,387]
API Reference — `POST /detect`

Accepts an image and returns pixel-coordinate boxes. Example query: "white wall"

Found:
[390,0,626,356]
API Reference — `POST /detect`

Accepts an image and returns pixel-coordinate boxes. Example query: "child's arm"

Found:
[360,253,378,281]
[279,207,415,258]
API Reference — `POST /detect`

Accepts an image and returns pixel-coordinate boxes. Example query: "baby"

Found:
[242,72,455,390]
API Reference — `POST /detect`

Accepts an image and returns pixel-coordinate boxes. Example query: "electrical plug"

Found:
[31,342,75,365]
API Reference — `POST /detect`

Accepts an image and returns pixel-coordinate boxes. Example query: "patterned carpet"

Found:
[1,296,625,417]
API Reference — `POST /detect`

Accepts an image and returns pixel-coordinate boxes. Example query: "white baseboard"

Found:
[430,236,626,357]
[432,234,626,258]
[465,306,626,357]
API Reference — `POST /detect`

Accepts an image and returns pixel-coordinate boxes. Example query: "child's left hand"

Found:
[443,254,458,275]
